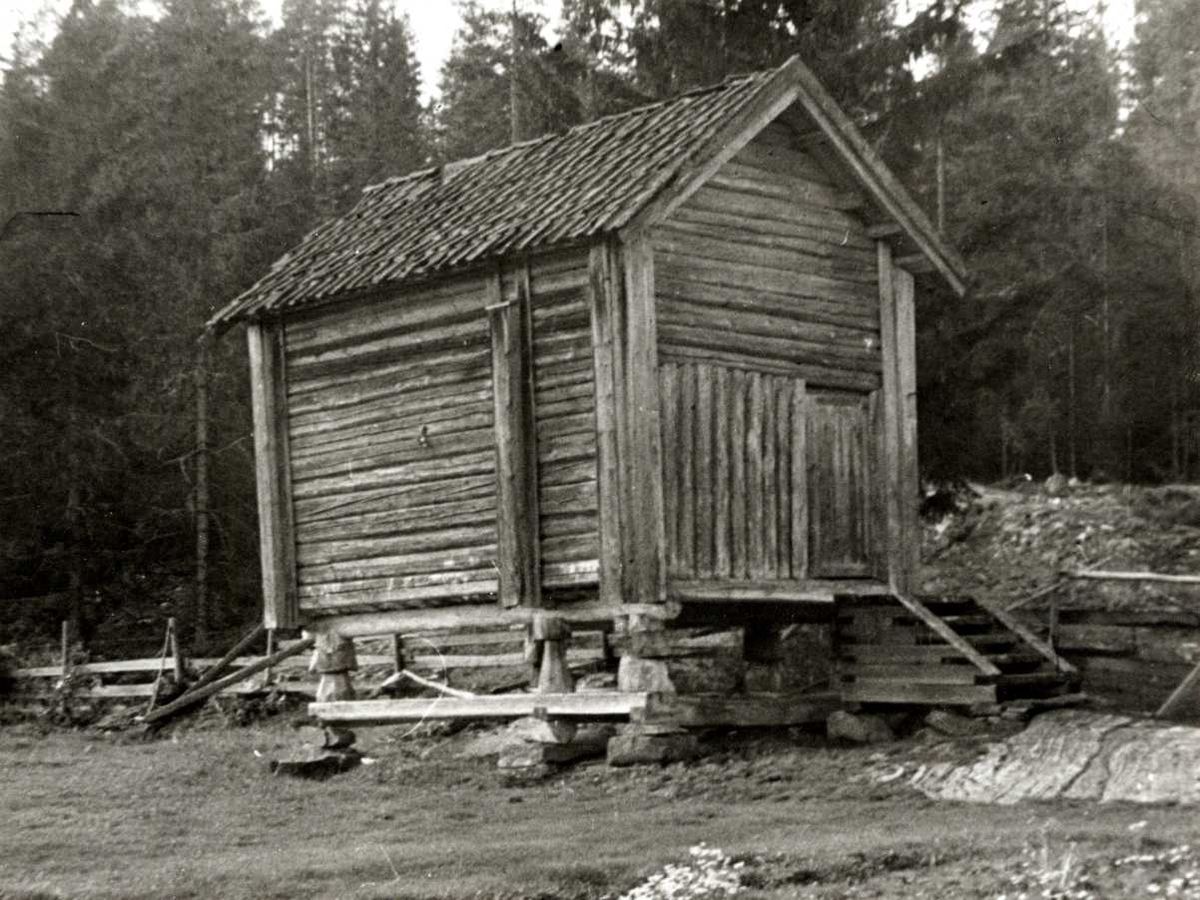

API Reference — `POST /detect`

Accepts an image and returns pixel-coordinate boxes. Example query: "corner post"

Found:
[619,232,667,603]
[247,319,298,630]
[486,264,541,608]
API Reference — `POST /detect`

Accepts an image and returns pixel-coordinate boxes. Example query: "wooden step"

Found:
[984,650,1044,669]
[996,669,1069,687]
[938,614,994,630]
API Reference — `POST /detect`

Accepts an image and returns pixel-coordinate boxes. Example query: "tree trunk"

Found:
[194,336,211,646]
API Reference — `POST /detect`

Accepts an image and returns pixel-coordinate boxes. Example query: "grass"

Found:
[1,719,1197,899]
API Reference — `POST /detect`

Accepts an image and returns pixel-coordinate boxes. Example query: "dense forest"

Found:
[0,0,1196,648]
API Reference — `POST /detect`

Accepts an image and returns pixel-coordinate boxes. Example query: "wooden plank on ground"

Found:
[310,692,649,724]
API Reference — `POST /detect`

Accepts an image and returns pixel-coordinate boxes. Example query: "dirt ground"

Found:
[2,715,1198,900]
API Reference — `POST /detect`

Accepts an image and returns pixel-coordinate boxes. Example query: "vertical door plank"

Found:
[678,363,696,577]
[789,381,809,579]
[659,362,679,576]
[761,375,778,578]
[694,364,715,578]
[713,366,732,578]
[775,379,793,577]
[746,372,766,578]
[730,369,748,579]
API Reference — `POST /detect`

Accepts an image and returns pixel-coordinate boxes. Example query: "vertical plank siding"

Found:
[660,362,809,581]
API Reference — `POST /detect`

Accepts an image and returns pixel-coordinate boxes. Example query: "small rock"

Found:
[827,710,895,744]
[269,748,361,780]
[607,731,699,766]
[507,715,576,745]
[925,709,987,737]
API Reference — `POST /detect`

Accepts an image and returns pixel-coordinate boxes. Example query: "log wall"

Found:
[502,251,601,597]
[284,276,499,613]
[653,120,884,585]
[653,120,882,393]
[280,249,601,616]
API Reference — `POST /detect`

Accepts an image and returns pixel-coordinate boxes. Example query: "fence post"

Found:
[169,617,187,684]
[60,619,72,680]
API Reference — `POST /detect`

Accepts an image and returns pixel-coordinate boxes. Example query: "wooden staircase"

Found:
[835,594,1079,707]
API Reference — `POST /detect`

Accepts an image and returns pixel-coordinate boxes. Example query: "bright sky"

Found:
[0,0,1139,101]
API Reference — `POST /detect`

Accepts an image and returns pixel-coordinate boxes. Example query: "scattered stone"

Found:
[827,710,895,744]
[925,709,987,737]
[617,657,674,692]
[616,655,744,694]
[269,748,361,780]
[607,731,699,766]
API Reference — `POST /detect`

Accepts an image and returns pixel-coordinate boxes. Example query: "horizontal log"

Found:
[839,663,988,685]
[539,459,599,488]
[837,644,968,664]
[657,251,876,308]
[657,216,875,274]
[655,273,877,331]
[291,426,497,481]
[709,163,862,210]
[310,692,649,724]
[671,202,872,254]
[290,375,492,435]
[307,601,682,638]
[657,325,881,374]
[840,682,997,705]
[637,690,839,727]
[1067,569,1200,586]
[408,647,605,671]
[654,227,874,286]
[291,450,496,500]
[686,184,870,245]
[298,544,498,585]
[671,578,889,604]
[289,398,495,458]
[296,496,497,545]
[296,524,497,567]
[731,136,834,184]
[301,580,500,610]
[294,474,495,526]
[657,301,878,363]
[543,559,600,586]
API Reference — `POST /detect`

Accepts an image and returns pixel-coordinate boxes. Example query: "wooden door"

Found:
[807,391,874,577]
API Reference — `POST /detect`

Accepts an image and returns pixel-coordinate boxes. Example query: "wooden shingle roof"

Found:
[211,57,966,328]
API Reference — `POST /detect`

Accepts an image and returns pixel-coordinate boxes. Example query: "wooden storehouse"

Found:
[210,57,1072,728]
